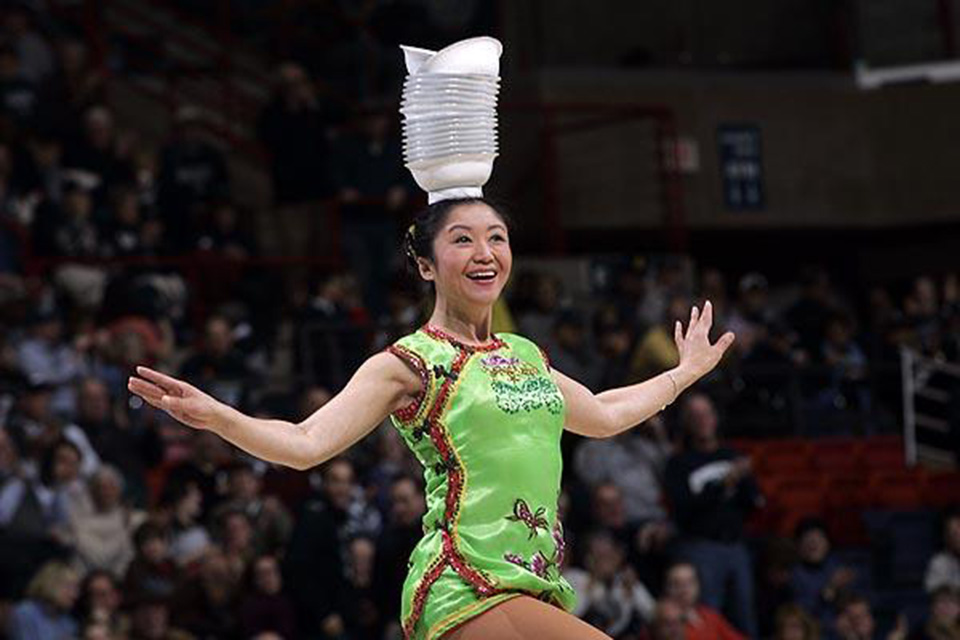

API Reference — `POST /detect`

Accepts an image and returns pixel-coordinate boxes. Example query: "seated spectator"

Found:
[515,271,563,347]
[565,530,655,636]
[914,585,960,640]
[37,38,105,138]
[194,200,252,258]
[332,103,411,314]
[374,474,426,637]
[2,6,54,84]
[343,535,381,639]
[545,308,601,391]
[126,589,193,640]
[593,305,635,389]
[645,598,687,640]
[773,604,820,640]
[216,508,256,584]
[237,553,297,640]
[629,295,685,383]
[0,430,71,596]
[211,459,293,555]
[257,61,336,259]
[69,464,143,576]
[157,480,211,570]
[0,42,37,129]
[157,106,229,250]
[179,314,252,409]
[164,428,233,522]
[171,546,240,639]
[726,272,777,358]
[72,376,163,508]
[834,594,907,640]
[926,508,960,593]
[6,561,80,640]
[41,437,93,521]
[74,570,129,639]
[14,301,88,420]
[665,393,761,637]
[63,105,133,201]
[573,412,673,542]
[123,521,178,600]
[283,457,369,638]
[790,518,857,627]
[663,561,744,640]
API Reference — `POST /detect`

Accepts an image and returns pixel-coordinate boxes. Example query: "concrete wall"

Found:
[509,69,960,230]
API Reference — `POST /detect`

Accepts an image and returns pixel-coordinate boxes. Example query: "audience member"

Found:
[6,561,80,640]
[237,553,298,640]
[565,530,655,637]
[773,604,819,640]
[927,509,960,593]
[662,561,744,640]
[790,518,857,627]
[665,393,761,637]
[834,594,908,640]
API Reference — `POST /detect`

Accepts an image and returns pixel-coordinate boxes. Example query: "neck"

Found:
[428,297,494,345]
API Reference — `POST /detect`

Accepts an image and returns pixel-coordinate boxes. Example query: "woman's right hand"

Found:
[128,366,226,432]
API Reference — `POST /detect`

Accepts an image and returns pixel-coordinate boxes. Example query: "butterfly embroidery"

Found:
[506,498,549,539]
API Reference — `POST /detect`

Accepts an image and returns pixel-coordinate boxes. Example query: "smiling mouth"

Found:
[466,270,497,282]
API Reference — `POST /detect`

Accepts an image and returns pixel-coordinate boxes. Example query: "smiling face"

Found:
[417,202,512,312]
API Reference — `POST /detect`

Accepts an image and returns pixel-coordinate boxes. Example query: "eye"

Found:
[454,235,471,244]
[490,233,507,243]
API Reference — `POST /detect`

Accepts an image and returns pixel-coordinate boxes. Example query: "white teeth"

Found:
[467,271,496,279]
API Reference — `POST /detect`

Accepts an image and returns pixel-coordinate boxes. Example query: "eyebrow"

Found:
[447,223,508,233]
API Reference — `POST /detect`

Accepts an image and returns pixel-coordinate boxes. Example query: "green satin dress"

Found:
[386,325,577,640]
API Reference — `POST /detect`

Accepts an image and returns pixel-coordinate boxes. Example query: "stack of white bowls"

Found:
[399,37,503,203]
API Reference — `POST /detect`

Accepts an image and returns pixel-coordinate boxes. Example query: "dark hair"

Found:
[794,516,829,541]
[403,197,511,273]
[40,438,82,486]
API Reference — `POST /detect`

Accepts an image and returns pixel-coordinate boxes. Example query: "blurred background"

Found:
[0,0,958,638]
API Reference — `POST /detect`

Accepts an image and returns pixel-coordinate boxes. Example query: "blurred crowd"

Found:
[0,3,959,640]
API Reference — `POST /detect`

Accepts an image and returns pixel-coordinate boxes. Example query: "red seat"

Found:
[771,486,826,536]
[755,440,814,475]
[922,472,960,508]
[862,438,906,470]
[869,471,923,509]
[811,439,863,473]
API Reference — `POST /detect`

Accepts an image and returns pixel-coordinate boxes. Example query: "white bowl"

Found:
[404,140,498,153]
[419,37,502,76]
[406,153,498,193]
[400,45,435,74]
[404,132,498,146]
[400,104,496,117]
[405,150,498,164]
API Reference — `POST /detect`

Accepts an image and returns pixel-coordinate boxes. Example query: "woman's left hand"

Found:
[674,300,736,379]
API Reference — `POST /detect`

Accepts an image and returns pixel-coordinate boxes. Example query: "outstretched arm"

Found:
[556,300,734,438]
[128,352,421,470]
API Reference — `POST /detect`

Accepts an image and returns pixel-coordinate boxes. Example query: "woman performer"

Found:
[128,197,735,640]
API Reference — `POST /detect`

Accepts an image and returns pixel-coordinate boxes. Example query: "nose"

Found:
[472,240,495,262]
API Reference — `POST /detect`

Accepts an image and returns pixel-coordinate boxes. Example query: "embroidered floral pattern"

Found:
[503,550,554,579]
[479,353,541,383]
[491,378,564,415]
[506,498,549,539]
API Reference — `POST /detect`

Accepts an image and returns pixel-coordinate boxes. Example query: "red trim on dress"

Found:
[385,344,429,423]
[421,324,506,353]
[401,340,503,639]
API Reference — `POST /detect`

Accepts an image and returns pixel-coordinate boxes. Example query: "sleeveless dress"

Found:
[385,325,577,640]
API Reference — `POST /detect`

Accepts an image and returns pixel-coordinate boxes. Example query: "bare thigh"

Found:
[444,595,613,640]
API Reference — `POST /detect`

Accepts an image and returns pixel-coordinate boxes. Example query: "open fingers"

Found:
[136,366,189,396]
[686,305,699,339]
[127,377,166,409]
[701,300,714,334]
